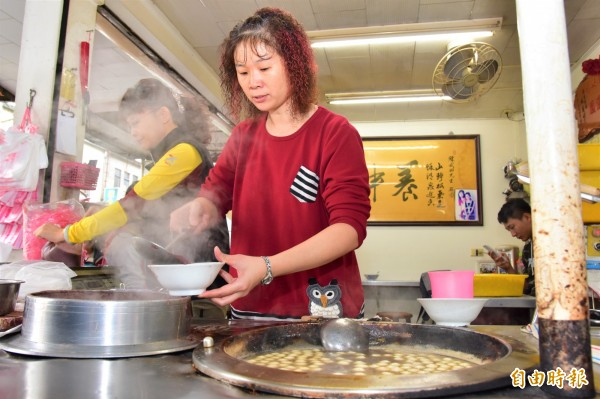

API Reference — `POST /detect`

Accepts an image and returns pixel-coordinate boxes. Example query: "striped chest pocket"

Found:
[290,166,320,203]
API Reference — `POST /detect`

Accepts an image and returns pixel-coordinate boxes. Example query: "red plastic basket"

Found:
[60,162,100,190]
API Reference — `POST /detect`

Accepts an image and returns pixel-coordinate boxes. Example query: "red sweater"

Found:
[201,107,371,319]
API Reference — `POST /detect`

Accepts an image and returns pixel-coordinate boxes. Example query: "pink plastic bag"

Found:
[22,199,84,260]
[0,190,37,249]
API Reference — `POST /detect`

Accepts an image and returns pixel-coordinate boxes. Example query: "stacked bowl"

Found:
[417,270,488,327]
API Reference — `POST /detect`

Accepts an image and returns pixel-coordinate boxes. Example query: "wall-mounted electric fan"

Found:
[432,42,502,103]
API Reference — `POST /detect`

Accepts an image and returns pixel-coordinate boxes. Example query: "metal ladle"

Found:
[132,236,191,264]
[319,318,369,353]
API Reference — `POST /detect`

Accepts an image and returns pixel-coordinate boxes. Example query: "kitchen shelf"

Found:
[361,280,419,287]
[516,173,600,203]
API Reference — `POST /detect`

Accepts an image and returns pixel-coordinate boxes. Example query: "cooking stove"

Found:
[71,272,119,290]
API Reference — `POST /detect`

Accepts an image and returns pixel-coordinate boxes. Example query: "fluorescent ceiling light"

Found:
[312,31,493,48]
[326,91,450,105]
[308,18,501,49]
[328,96,448,104]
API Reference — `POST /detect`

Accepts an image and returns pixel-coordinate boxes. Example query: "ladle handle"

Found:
[165,231,189,251]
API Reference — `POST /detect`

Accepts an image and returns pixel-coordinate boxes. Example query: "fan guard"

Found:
[432,42,502,103]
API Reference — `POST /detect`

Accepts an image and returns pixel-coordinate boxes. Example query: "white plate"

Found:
[434,321,470,327]
[168,289,206,296]
[0,324,21,338]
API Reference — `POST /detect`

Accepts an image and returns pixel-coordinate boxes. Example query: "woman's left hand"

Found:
[34,223,65,243]
[199,247,268,306]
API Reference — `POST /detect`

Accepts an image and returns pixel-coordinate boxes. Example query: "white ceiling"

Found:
[126,0,600,121]
[0,0,23,96]
[2,0,600,155]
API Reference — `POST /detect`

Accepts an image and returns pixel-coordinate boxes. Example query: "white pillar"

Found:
[50,0,103,202]
[14,0,64,143]
[516,0,593,396]
[15,0,103,203]
[516,0,586,320]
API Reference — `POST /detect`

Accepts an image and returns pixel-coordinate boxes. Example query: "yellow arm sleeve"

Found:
[67,201,129,243]
[132,143,202,200]
[66,143,202,243]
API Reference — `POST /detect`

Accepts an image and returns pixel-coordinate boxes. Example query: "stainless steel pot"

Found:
[0,290,199,358]
[0,279,24,316]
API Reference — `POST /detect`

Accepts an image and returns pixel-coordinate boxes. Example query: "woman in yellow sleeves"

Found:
[35,78,229,289]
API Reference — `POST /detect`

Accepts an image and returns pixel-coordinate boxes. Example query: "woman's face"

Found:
[126,108,169,150]
[234,40,292,114]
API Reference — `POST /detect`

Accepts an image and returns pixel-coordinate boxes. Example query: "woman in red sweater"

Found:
[170,8,371,320]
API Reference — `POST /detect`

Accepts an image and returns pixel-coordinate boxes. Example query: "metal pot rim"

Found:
[193,322,539,398]
[0,279,25,284]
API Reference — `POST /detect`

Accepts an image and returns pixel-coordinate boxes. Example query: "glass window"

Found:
[124,171,130,188]
[114,168,121,188]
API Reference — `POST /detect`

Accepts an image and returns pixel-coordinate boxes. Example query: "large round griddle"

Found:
[193,322,539,398]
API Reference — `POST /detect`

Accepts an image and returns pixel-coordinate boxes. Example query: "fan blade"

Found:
[443,48,474,80]
[442,81,476,100]
[472,59,499,83]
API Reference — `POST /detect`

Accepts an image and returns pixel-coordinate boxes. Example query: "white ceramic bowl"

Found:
[417,298,488,327]
[148,262,224,296]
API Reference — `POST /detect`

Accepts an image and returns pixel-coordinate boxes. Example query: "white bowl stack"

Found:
[417,298,488,327]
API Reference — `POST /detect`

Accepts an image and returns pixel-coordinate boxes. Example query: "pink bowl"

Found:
[428,270,475,298]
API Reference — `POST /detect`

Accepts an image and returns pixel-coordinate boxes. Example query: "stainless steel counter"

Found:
[0,322,598,399]
[484,295,536,308]
[361,278,536,322]
[361,279,537,310]
[362,280,420,287]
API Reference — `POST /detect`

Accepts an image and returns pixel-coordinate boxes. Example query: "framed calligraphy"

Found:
[363,135,483,226]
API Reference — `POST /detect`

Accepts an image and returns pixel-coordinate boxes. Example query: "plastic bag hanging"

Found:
[0,89,47,191]
[18,89,38,134]
[0,89,46,249]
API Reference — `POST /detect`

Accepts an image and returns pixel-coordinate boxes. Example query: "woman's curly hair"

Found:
[219,7,317,120]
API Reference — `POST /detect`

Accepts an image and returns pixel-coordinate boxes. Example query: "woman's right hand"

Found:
[199,247,266,306]
[170,197,219,234]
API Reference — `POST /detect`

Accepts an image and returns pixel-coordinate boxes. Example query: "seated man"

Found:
[488,198,535,296]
